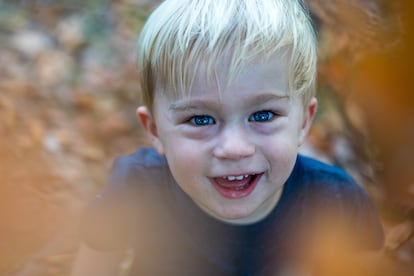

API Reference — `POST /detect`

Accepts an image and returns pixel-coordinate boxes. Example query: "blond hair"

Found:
[137,0,317,110]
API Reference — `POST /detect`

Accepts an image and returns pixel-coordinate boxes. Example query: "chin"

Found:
[213,206,259,224]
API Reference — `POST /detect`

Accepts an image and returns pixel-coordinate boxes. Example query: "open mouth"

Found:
[210,173,263,199]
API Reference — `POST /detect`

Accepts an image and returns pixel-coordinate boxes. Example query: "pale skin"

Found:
[70,52,317,275]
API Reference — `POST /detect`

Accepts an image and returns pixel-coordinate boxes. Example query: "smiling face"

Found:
[138,52,317,224]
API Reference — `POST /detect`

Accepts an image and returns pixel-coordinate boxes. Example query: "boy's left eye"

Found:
[248,110,275,122]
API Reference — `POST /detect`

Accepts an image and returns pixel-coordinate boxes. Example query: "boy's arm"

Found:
[71,243,126,276]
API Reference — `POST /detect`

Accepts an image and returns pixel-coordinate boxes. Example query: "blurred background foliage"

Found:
[0,0,413,275]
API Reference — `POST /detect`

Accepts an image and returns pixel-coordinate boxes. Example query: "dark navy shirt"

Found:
[81,147,383,275]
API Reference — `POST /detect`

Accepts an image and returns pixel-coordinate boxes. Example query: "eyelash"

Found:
[187,110,277,126]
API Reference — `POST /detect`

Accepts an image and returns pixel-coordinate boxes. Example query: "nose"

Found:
[213,125,255,160]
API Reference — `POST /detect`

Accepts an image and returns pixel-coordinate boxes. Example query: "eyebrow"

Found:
[169,100,217,112]
[248,93,290,105]
[168,93,290,112]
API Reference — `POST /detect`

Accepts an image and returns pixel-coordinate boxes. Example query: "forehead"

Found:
[155,50,292,102]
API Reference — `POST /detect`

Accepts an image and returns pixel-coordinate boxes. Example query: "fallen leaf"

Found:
[385,221,414,251]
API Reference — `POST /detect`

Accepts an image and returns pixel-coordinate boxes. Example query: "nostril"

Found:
[213,127,256,159]
[213,143,255,160]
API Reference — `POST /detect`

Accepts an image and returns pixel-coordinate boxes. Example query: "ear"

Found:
[298,97,318,146]
[136,106,165,155]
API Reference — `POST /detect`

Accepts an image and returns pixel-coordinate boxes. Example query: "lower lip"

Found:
[210,174,262,199]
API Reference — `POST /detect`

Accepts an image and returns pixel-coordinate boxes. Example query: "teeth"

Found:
[224,175,250,181]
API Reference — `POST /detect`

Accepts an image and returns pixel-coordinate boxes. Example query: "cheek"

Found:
[261,135,299,169]
[164,143,206,180]
[268,144,297,164]
[260,128,299,152]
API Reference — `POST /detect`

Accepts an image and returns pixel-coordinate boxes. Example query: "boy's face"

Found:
[138,52,317,224]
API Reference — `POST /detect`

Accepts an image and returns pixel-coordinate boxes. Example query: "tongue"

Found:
[214,176,253,190]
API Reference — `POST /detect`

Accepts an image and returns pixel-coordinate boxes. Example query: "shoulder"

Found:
[290,155,384,250]
[80,147,170,250]
[107,147,168,189]
[111,146,167,175]
[113,146,167,168]
[295,154,354,183]
[292,154,364,197]
[291,154,376,209]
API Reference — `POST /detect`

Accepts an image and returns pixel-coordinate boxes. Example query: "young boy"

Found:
[72,0,384,275]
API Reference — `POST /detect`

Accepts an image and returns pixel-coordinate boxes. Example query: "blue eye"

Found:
[189,115,215,126]
[249,111,275,122]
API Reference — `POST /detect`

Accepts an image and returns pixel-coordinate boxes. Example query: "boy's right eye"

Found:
[188,115,215,126]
